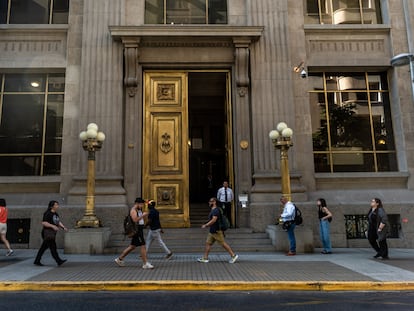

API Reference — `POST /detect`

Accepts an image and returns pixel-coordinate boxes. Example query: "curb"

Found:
[1,281,414,292]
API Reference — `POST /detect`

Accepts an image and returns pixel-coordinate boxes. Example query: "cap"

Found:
[148,200,156,207]
[135,197,145,203]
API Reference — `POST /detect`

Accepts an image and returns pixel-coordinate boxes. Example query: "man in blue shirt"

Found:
[197,197,238,263]
[280,196,296,256]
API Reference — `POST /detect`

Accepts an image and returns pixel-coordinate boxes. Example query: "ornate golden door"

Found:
[143,72,190,227]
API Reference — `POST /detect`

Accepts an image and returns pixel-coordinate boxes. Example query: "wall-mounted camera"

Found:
[294,61,307,79]
[300,69,307,78]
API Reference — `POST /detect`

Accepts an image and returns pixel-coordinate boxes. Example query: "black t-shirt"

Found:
[208,207,220,233]
[148,208,161,230]
[43,210,60,226]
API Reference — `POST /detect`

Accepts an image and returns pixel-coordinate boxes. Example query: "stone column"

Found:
[247,0,306,231]
[67,0,127,208]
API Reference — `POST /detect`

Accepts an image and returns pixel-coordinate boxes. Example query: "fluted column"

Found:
[247,0,295,174]
[77,0,124,177]
[67,0,127,205]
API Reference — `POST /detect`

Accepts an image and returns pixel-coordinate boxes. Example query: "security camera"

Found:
[300,69,307,78]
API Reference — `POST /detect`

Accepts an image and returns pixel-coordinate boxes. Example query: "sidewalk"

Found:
[0,248,413,291]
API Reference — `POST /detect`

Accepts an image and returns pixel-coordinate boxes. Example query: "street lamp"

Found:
[269,122,293,201]
[391,53,414,101]
[77,123,106,228]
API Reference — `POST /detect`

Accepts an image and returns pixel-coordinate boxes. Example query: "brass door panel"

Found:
[143,72,189,227]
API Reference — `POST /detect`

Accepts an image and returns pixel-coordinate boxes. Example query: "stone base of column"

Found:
[64,227,111,254]
[266,224,314,253]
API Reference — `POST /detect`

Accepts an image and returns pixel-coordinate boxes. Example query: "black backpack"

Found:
[218,207,230,231]
[123,214,137,238]
[294,204,303,225]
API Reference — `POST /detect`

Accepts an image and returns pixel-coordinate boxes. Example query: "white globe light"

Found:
[87,123,98,131]
[269,130,280,140]
[282,127,293,138]
[79,131,88,141]
[97,132,106,142]
[86,128,98,138]
[276,122,288,132]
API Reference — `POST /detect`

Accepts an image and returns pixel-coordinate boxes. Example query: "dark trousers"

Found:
[368,231,388,258]
[34,238,62,264]
[220,202,232,225]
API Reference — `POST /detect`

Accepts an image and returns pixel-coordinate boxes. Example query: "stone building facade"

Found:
[1,0,414,249]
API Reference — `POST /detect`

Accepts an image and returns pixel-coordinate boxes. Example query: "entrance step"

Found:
[104,228,275,254]
[189,203,211,227]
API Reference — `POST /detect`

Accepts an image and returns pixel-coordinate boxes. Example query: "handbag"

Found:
[43,228,57,241]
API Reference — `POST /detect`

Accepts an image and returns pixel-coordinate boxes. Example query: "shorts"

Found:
[130,225,145,247]
[206,230,225,246]
[0,223,7,234]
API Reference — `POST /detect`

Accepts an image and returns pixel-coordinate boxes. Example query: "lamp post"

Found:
[77,123,106,228]
[391,53,414,101]
[269,122,293,201]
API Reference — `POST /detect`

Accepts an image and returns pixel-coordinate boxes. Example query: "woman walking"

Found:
[0,198,13,256]
[317,198,333,254]
[368,198,389,259]
[34,200,68,266]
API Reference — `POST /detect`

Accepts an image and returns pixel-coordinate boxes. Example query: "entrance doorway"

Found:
[188,72,231,225]
[142,71,232,228]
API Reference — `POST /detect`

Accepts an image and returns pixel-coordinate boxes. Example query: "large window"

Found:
[310,72,397,173]
[0,0,69,24]
[145,0,227,24]
[305,0,382,24]
[0,73,65,176]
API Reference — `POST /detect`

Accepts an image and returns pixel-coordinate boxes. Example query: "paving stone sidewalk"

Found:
[0,248,413,291]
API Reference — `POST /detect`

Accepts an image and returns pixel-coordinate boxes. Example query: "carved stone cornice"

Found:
[109,25,263,42]
[109,25,263,97]
[139,40,233,48]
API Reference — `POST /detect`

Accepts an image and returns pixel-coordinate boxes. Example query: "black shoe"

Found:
[373,253,381,258]
[381,256,389,260]
[34,262,44,266]
[58,259,67,266]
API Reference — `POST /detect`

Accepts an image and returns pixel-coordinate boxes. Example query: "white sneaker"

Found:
[197,257,209,263]
[229,254,239,264]
[142,262,154,269]
[114,258,125,267]
[6,249,14,257]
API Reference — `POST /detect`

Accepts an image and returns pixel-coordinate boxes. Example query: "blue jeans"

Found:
[319,220,332,252]
[287,223,296,252]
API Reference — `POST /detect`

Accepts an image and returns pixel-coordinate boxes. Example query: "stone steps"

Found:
[104,228,275,254]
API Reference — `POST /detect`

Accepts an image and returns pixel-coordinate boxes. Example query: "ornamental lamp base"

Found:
[76,215,101,228]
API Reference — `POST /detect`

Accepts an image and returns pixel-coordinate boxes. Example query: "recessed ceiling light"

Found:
[31,82,40,87]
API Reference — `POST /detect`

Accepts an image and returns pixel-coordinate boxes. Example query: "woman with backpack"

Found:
[317,198,333,254]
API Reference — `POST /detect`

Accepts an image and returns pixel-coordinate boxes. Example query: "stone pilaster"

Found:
[233,38,253,227]
[67,0,126,206]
